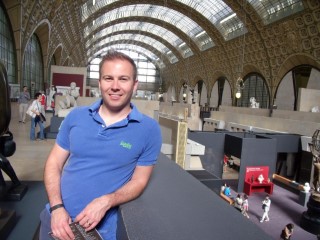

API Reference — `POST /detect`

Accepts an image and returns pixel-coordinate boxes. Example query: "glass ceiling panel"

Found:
[81,0,243,43]
[248,0,304,25]
[176,0,246,41]
[82,4,210,50]
[85,21,193,57]
[93,33,174,58]
[90,44,166,68]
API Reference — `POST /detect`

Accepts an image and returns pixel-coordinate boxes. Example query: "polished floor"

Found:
[3,103,55,182]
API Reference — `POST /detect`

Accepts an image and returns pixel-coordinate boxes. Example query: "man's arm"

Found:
[75,165,154,230]
[44,143,75,240]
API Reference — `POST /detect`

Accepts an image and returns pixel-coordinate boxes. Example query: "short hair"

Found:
[34,92,41,99]
[99,50,137,80]
[286,223,294,230]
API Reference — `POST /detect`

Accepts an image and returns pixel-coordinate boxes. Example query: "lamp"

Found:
[235,77,244,99]
[235,90,241,99]
[235,0,247,99]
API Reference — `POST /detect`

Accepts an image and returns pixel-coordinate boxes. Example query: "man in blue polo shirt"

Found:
[39,51,162,240]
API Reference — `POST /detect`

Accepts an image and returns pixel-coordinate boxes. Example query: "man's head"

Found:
[98,50,138,113]
[23,86,28,92]
[99,50,137,80]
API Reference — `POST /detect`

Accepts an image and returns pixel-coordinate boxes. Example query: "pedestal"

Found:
[300,194,320,235]
[0,209,16,239]
[6,184,28,201]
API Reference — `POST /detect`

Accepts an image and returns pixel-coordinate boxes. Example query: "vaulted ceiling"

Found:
[25,0,304,69]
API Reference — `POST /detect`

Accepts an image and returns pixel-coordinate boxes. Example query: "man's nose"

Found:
[111,79,120,89]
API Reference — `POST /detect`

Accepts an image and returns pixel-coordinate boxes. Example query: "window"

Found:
[22,34,44,97]
[237,73,269,109]
[0,3,16,84]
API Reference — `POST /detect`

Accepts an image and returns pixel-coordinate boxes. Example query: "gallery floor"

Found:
[1,103,318,239]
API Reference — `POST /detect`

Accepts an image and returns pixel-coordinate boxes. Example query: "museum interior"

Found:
[0,0,320,239]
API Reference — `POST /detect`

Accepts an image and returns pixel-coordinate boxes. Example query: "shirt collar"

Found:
[89,99,143,122]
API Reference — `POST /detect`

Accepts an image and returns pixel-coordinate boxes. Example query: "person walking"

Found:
[18,86,30,123]
[260,194,271,222]
[39,51,162,240]
[242,194,250,218]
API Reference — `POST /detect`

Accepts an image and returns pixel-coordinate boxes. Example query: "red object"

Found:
[40,94,46,106]
[244,181,274,196]
[243,166,274,196]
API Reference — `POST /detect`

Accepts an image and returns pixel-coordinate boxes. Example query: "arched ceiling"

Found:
[47,0,304,68]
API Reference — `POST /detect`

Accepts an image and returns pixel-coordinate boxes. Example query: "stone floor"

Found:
[3,103,55,182]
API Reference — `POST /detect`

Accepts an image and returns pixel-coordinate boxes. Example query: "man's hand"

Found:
[74,195,112,231]
[50,208,74,240]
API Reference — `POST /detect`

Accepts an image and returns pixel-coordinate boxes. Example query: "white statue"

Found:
[250,97,259,108]
[258,174,264,184]
[47,85,56,110]
[311,106,320,113]
[303,182,310,192]
[59,82,80,109]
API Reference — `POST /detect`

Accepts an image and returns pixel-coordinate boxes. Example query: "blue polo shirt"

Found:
[53,100,162,239]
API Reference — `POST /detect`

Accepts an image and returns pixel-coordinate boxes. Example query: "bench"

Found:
[220,192,234,205]
[273,174,310,207]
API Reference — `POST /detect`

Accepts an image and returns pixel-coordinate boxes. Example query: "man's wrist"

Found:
[49,203,64,213]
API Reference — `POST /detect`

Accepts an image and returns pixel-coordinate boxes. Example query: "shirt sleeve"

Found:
[137,119,162,166]
[56,113,72,151]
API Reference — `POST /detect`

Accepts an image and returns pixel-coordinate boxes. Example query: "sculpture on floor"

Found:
[0,61,27,201]
[300,129,320,235]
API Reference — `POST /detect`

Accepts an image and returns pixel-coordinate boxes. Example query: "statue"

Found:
[250,97,259,108]
[303,182,311,192]
[301,129,320,235]
[258,174,264,184]
[47,85,56,111]
[59,82,80,109]
[0,61,27,201]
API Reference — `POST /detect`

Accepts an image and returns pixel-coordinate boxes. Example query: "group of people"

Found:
[221,184,295,239]
[234,193,250,218]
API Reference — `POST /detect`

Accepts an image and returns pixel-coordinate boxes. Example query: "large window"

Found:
[0,3,16,84]
[237,73,269,109]
[22,34,44,98]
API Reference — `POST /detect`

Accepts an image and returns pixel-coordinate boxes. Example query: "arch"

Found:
[276,53,320,89]
[194,80,208,106]
[210,77,232,108]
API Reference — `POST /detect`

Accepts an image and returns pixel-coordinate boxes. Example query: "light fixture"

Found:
[235,77,244,99]
[235,90,241,99]
[183,93,187,98]
[235,0,247,100]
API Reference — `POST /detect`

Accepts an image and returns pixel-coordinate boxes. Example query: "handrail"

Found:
[272,174,304,191]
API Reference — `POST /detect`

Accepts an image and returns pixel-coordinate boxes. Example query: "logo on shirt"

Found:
[120,141,132,149]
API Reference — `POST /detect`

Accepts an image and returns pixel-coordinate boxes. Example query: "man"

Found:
[18,86,30,123]
[40,51,162,240]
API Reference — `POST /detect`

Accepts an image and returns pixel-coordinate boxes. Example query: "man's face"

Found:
[23,87,28,92]
[99,59,138,112]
